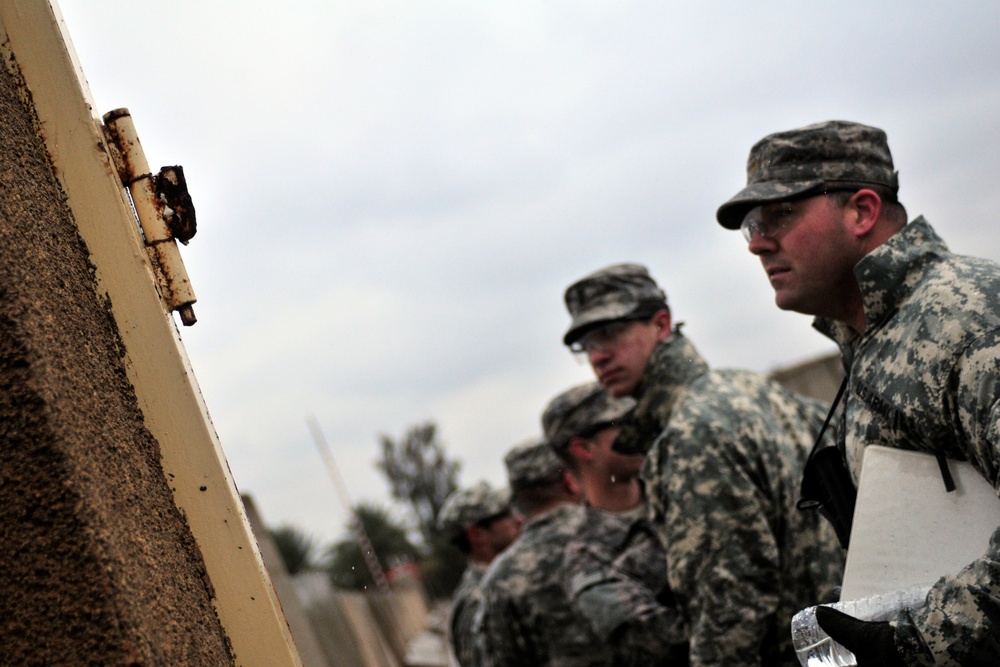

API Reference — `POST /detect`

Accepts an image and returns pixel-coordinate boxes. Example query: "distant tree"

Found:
[269,524,317,575]
[327,503,421,590]
[420,534,468,600]
[376,421,467,598]
[376,421,461,542]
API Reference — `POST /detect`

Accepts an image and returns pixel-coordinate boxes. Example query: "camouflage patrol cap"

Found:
[563,263,668,345]
[716,120,899,229]
[436,481,511,541]
[542,382,635,452]
[504,437,565,490]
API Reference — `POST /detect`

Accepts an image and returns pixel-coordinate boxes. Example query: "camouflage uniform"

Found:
[475,502,613,666]
[475,438,613,666]
[563,504,689,666]
[616,330,845,667]
[717,119,1000,665]
[543,381,688,665]
[450,561,488,666]
[438,482,513,666]
[814,217,1000,666]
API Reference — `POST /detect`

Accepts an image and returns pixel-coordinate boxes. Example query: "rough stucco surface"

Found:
[0,53,234,664]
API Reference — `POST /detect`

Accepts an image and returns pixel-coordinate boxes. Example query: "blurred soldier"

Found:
[561,264,844,667]
[543,381,642,513]
[543,381,688,666]
[475,438,614,666]
[437,482,522,666]
[718,119,1000,666]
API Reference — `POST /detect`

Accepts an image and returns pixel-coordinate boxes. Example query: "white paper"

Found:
[841,445,1000,600]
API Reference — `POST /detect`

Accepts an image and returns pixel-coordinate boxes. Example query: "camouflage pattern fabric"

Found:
[611,330,706,456]
[542,381,635,452]
[504,436,564,490]
[474,502,614,667]
[715,119,899,229]
[438,482,511,543]
[449,561,488,667]
[563,263,668,345]
[563,504,688,666]
[813,217,1000,666]
[618,332,845,666]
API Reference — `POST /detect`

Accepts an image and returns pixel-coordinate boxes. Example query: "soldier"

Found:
[543,382,688,666]
[437,482,522,667]
[718,119,1000,666]
[474,438,612,666]
[542,381,642,512]
[561,264,844,667]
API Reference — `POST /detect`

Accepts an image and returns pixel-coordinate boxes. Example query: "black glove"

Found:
[814,606,906,667]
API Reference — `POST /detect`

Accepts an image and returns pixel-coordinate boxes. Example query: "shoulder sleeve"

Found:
[661,420,782,667]
[475,574,532,667]
[563,512,688,665]
[895,332,1000,666]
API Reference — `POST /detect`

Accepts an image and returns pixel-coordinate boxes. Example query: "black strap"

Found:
[936,453,957,493]
[807,374,957,494]
[805,375,849,463]
[797,376,849,513]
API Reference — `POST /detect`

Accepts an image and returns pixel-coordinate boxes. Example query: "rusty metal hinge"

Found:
[101,107,198,326]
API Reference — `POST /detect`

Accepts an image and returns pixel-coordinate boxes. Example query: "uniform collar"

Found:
[634,330,710,400]
[814,216,948,346]
[521,500,580,533]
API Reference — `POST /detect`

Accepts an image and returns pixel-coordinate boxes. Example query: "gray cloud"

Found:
[57,0,1000,546]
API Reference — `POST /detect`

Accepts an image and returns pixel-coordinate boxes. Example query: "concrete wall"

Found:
[244,496,335,667]
[0,22,233,665]
[770,351,844,404]
[294,572,401,667]
[291,571,435,667]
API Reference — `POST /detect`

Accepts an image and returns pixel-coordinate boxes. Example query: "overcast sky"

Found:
[54,1,1000,550]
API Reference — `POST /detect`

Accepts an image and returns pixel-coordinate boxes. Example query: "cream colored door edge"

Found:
[0,3,303,665]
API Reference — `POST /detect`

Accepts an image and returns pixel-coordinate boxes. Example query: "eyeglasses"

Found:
[569,319,638,354]
[740,187,860,243]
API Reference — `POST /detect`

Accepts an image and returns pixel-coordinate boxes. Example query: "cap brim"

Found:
[563,304,637,345]
[597,401,633,427]
[610,432,645,455]
[716,179,823,229]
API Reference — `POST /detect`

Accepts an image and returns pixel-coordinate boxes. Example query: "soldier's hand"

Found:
[814,606,906,667]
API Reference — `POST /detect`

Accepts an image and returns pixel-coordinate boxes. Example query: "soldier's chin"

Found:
[773,290,817,317]
[601,377,634,398]
[772,287,799,312]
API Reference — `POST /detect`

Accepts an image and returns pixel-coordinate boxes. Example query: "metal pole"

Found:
[306,415,390,591]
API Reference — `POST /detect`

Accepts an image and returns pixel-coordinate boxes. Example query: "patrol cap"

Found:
[542,382,635,452]
[504,437,565,490]
[563,263,668,345]
[436,481,511,541]
[716,120,899,230]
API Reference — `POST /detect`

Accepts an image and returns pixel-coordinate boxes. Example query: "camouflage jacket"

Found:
[563,504,688,666]
[627,333,845,667]
[474,502,615,667]
[449,561,487,666]
[814,217,1000,667]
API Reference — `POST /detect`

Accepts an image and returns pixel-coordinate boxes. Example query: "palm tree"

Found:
[269,524,318,575]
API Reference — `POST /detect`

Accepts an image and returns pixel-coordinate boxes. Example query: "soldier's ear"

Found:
[568,437,593,462]
[652,309,672,340]
[562,469,582,499]
[847,189,882,238]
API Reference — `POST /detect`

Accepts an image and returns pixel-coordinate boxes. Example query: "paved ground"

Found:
[405,601,451,667]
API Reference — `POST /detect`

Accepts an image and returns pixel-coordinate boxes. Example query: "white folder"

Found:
[840,445,1000,600]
